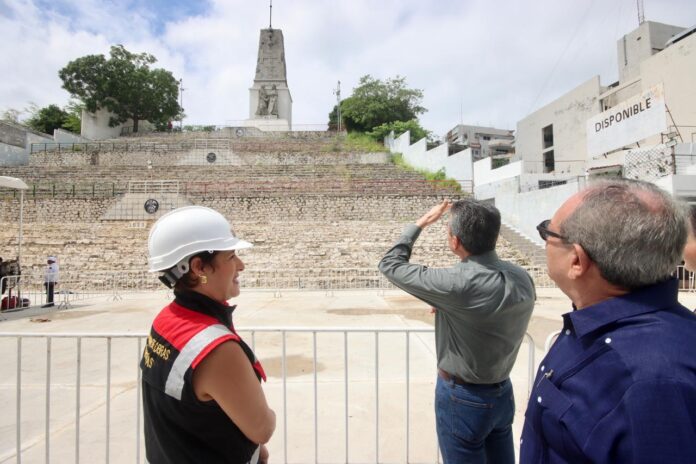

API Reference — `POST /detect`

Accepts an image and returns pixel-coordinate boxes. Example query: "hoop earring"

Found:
[199,275,208,284]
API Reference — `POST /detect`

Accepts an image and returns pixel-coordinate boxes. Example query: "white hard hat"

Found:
[147,206,252,277]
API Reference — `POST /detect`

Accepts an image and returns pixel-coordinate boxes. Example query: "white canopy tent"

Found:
[0,176,28,264]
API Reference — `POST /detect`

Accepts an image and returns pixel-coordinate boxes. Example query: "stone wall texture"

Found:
[0,132,532,284]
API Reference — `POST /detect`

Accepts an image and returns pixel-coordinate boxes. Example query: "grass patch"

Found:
[390,152,462,192]
[322,132,386,153]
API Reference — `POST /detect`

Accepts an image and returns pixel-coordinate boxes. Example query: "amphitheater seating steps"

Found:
[0,221,530,276]
[0,131,543,288]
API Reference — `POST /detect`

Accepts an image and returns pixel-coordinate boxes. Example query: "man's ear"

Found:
[449,233,460,251]
[568,243,592,280]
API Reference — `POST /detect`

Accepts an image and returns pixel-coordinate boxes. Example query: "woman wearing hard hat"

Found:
[141,206,274,464]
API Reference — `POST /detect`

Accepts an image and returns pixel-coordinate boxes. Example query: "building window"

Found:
[543,150,555,173]
[483,135,491,141]
[539,179,566,189]
[542,124,554,149]
[473,149,479,156]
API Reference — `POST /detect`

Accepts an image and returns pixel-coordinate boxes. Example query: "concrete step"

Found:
[498,222,546,268]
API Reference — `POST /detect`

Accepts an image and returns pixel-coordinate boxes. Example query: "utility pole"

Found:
[269,0,273,28]
[179,78,184,130]
[333,80,341,132]
[637,0,645,25]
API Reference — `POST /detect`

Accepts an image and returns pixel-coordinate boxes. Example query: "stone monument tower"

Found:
[248,24,292,131]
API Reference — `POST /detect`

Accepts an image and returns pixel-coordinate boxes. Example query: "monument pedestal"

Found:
[242,117,290,132]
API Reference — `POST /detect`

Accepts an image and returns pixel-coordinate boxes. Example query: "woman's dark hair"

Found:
[174,251,219,290]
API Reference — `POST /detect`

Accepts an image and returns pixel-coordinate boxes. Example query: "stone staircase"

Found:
[498,222,546,268]
[0,220,530,276]
[1,131,545,280]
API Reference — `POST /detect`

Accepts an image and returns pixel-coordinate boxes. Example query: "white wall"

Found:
[24,132,53,156]
[495,180,584,245]
[474,156,582,200]
[618,21,686,82]
[516,76,602,176]
[654,174,696,199]
[81,108,124,140]
[0,142,28,166]
[81,108,154,140]
[640,32,696,138]
[474,157,522,185]
[389,131,473,189]
[53,128,90,143]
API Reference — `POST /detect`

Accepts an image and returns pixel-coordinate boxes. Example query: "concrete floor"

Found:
[1,288,694,463]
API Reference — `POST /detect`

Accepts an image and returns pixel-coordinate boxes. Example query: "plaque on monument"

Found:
[144,199,159,214]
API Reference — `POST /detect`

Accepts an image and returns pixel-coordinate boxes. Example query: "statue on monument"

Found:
[267,85,278,116]
[255,84,279,117]
[255,86,268,116]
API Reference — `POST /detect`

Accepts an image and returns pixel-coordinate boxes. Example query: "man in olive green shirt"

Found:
[379,199,535,464]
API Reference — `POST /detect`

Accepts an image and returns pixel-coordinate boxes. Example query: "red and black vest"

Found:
[141,290,266,464]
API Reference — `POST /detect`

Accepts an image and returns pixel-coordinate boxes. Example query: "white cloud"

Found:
[1,0,695,135]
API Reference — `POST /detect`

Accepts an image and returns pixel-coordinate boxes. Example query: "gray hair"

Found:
[449,199,500,255]
[560,179,687,289]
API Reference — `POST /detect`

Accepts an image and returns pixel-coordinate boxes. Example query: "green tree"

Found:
[367,119,431,144]
[59,45,181,133]
[332,75,426,133]
[26,104,70,135]
[62,99,84,133]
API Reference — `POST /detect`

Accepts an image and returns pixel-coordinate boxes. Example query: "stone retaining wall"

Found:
[0,198,117,222]
[28,149,389,167]
[0,195,463,222]
[0,221,529,277]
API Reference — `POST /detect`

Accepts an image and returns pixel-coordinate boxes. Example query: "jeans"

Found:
[435,375,515,464]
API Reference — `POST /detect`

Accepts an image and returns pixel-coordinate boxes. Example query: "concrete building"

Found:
[514,21,694,178]
[473,20,696,245]
[445,124,514,161]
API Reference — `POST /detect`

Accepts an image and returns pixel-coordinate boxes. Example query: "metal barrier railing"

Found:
[29,140,235,154]
[676,265,696,292]
[3,265,693,311]
[0,328,538,464]
[1,273,117,313]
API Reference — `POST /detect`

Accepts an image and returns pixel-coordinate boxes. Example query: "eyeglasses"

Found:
[536,219,567,242]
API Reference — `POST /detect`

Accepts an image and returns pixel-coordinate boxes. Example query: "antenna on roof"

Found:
[269,0,273,28]
[637,0,645,25]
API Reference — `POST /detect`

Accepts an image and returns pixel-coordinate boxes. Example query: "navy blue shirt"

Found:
[520,278,696,463]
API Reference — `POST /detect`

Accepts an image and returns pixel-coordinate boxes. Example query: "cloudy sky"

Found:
[1,0,695,136]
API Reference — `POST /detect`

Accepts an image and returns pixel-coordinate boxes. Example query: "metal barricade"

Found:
[0,328,538,464]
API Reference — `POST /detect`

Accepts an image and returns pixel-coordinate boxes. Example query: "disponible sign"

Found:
[587,84,667,157]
